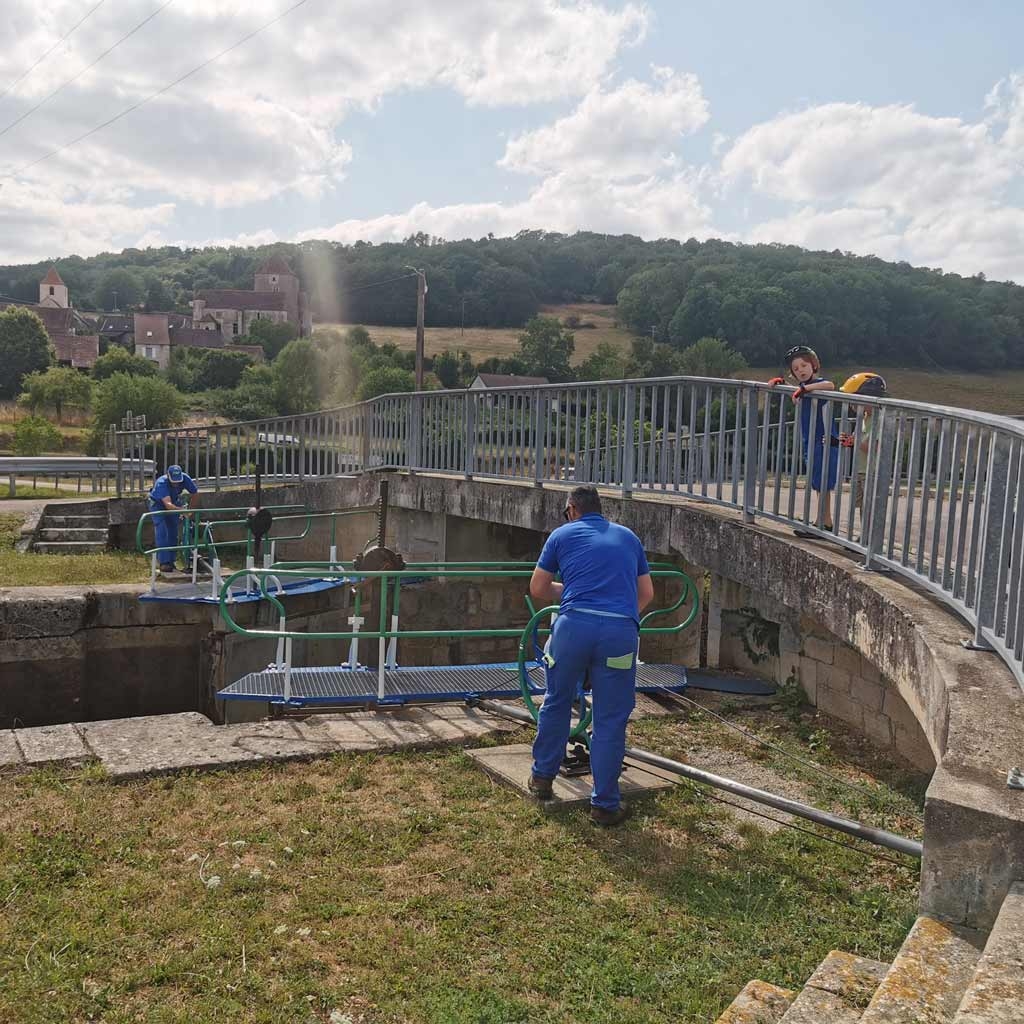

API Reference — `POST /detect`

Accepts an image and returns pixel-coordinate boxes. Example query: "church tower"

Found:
[39,267,69,308]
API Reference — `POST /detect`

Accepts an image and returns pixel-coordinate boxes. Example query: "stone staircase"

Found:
[715,885,1024,1024]
[31,500,109,555]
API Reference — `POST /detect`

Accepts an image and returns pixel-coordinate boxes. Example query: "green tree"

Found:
[92,345,159,380]
[0,306,54,399]
[516,315,575,382]
[92,373,184,431]
[273,339,322,413]
[13,415,62,455]
[19,366,92,422]
[675,337,749,379]
[168,348,252,392]
[248,319,298,361]
[98,267,144,310]
[216,365,280,420]
[144,277,173,311]
[358,366,415,400]
[577,341,627,382]
[432,348,473,389]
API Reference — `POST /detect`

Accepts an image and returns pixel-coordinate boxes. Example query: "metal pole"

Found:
[470,700,922,859]
[415,271,426,391]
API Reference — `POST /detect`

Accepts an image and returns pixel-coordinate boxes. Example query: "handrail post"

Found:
[409,394,421,472]
[464,391,476,480]
[115,432,124,498]
[213,428,222,493]
[970,430,1011,650]
[298,416,307,482]
[742,386,758,524]
[533,390,546,488]
[360,402,371,472]
[622,382,636,498]
[864,406,898,570]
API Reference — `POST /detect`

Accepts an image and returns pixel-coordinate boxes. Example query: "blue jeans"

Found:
[531,610,638,810]
[151,505,180,566]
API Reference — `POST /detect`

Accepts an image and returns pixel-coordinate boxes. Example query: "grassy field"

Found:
[0,708,923,1024]
[0,514,148,586]
[320,303,634,367]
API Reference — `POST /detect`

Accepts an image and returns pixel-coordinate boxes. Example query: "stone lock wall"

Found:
[708,574,936,772]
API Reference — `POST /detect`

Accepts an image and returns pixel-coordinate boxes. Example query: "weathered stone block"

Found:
[0,729,23,769]
[15,723,90,765]
[797,657,818,704]
[859,655,882,684]
[861,711,894,749]
[816,664,852,696]
[816,687,864,729]
[803,634,835,664]
[849,676,885,712]
[714,979,795,1023]
[835,644,862,676]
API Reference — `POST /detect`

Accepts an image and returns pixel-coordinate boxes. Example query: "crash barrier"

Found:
[115,377,1024,693]
[0,455,154,497]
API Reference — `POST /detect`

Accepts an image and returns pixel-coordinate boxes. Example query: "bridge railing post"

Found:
[532,390,546,487]
[464,392,476,480]
[864,406,898,570]
[742,386,758,524]
[622,382,636,498]
[972,430,1012,649]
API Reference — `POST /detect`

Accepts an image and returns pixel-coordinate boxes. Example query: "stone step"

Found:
[953,882,1024,1024]
[860,916,985,1024]
[715,979,796,1023]
[32,541,108,555]
[38,528,108,542]
[780,950,889,1023]
[41,515,108,526]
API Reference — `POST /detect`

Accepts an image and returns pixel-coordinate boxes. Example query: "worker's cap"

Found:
[167,465,184,483]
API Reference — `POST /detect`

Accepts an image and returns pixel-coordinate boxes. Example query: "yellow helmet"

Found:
[840,372,886,398]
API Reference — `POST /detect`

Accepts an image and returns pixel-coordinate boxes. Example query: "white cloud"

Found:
[500,67,708,177]
[297,168,714,244]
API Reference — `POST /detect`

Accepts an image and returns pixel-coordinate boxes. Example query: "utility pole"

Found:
[414,269,426,390]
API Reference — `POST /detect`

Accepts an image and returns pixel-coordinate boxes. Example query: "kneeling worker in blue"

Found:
[528,485,654,826]
[148,464,199,573]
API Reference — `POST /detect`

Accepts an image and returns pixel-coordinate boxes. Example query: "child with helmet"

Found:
[838,372,887,523]
[768,346,838,532]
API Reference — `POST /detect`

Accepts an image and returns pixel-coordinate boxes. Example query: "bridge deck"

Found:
[218,662,691,706]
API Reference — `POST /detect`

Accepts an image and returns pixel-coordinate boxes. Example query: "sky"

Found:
[1,0,1024,282]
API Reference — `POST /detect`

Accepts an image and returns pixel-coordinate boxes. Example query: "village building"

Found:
[134,313,264,370]
[0,267,100,369]
[191,255,312,339]
[469,372,550,390]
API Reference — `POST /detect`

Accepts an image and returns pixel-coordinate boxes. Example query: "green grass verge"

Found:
[0,486,115,499]
[0,513,149,586]
[0,712,922,1024]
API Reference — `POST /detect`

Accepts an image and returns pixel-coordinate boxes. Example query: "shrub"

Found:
[13,416,63,455]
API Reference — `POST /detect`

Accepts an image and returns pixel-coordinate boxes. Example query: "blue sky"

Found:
[2,1,1024,282]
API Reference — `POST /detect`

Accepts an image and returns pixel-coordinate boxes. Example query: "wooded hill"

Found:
[3,231,1022,370]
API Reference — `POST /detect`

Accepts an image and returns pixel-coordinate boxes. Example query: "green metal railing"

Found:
[217,564,699,709]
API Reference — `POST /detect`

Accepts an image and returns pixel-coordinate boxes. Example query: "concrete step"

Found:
[715,980,796,1023]
[953,882,1024,1024]
[38,528,108,542]
[43,500,109,517]
[780,950,889,1023]
[41,515,107,526]
[860,916,985,1024]
[32,541,108,555]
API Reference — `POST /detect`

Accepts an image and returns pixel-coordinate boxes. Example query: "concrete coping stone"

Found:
[15,723,91,766]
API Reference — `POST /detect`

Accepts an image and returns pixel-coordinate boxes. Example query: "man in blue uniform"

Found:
[148,464,199,573]
[528,486,654,826]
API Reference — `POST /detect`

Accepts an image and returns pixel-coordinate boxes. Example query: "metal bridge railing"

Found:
[115,375,1024,692]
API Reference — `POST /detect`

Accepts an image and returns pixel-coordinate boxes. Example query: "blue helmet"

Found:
[167,465,184,483]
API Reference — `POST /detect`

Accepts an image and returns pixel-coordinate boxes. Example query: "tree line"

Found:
[3,231,1023,370]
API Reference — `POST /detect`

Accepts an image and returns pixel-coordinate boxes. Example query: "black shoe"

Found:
[528,774,554,800]
[590,802,632,827]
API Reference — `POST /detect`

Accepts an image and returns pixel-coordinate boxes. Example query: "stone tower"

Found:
[39,266,68,309]
[254,255,300,328]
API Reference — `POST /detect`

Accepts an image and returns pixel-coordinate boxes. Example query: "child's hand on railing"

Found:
[791,385,807,404]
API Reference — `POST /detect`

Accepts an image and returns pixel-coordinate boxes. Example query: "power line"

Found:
[2,0,311,181]
[0,0,176,141]
[0,0,110,102]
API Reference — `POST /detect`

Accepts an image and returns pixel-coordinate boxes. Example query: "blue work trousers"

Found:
[531,610,638,810]
[151,505,180,566]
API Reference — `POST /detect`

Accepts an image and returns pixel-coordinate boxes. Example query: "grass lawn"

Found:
[0,710,923,1024]
[0,514,148,586]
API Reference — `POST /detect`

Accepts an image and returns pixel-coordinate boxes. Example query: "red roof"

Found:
[41,266,65,287]
[52,333,98,368]
[197,289,287,312]
[255,255,295,276]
